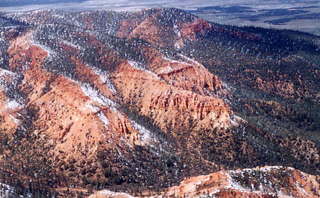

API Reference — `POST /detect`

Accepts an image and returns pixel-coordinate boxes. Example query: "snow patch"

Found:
[229,166,287,175]
[61,39,83,50]
[162,56,191,66]
[178,54,201,65]
[278,190,295,198]
[226,174,250,193]
[173,23,181,38]
[85,103,100,113]
[127,60,161,80]
[130,120,154,145]
[6,100,22,110]
[81,83,116,108]
[91,67,117,94]
[33,42,55,58]
[128,60,145,70]
[205,189,221,198]
[226,166,294,196]
[0,182,31,198]
[221,82,235,92]
[31,34,55,58]
[295,183,308,196]
[97,111,109,126]
[230,114,246,127]
[0,183,16,198]
[98,190,134,198]
[174,41,183,49]
[52,14,64,19]
[258,166,289,172]
[0,68,16,77]
[166,54,210,72]
[0,98,24,121]
[178,53,209,71]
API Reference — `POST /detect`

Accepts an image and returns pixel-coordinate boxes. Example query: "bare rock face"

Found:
[116,9,212,49]
[179,18,212,41]
[113,61,232,135]
[141,47,223,95]
[1,29,163,190]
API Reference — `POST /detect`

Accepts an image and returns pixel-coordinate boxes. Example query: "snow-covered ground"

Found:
[89,189,133,198]
[81,83,117,108]
[130,119,155,146]
[162,56,192,66]
[97,111,109,126]
[0,183,15,198]
[0,183,31,198]
[5,100,22,110]
[91,67,117,94]
[61,39,83,50]
[31,39,56,58]
[0,68,24,117]
[173,23,181,38]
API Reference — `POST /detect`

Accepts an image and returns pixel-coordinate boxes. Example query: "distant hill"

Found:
[0,0,85,7]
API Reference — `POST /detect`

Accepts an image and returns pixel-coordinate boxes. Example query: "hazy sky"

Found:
[1,0,319,12]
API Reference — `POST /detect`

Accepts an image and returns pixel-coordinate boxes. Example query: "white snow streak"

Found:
[97,111,109,126]
[98,190,134,198]
[81,83,116,108]
[33,42,55,57]
[0,68,16,77]
[130,120,154,145]
[91,67,117,94]
[0,183,15,198]
[31,33,55,58]
[128,60,161,80]
[162,56,192,66]
[173,23,181,38]
[229,166,290,174]
[61,39,83,50]
[178,53,209,71]
[0,182,31,198]
[85,103,100,113]
[6,100,22,110]
[225,166,295,196]
[174,41,183,49]
[128,60,146,70]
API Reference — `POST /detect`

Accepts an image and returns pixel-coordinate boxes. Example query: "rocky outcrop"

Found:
[1,30,165,188]
[127,15,176,48]
[140,47,223,96]
[179,18,212,41]
[0,68,22,133]
[90,166,320,198]
[161,166,320,198]
[116,9,212,48]
[113,61,233,134]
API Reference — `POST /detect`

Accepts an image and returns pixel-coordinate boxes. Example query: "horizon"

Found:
[1,0,319,11]
[1,0,319,36]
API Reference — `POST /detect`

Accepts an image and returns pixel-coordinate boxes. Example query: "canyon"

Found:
[0,8,319,197]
